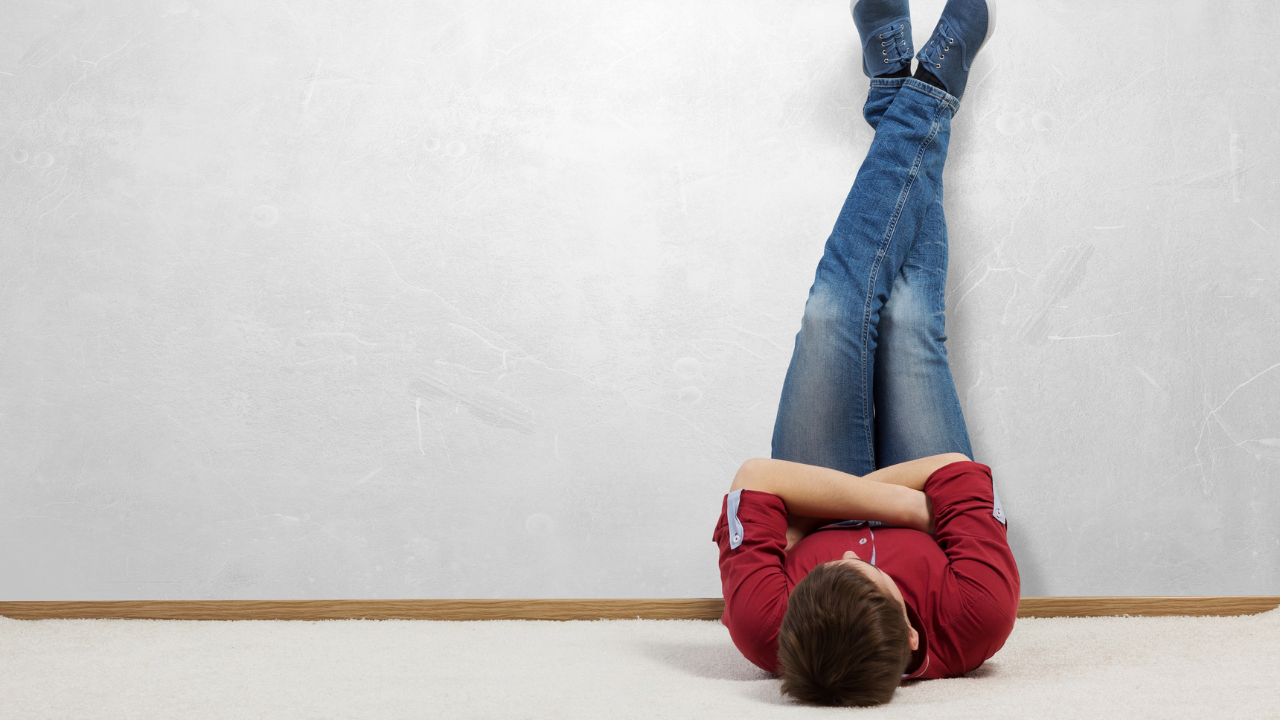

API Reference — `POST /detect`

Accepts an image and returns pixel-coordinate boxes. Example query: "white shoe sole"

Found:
[978,0,997,52]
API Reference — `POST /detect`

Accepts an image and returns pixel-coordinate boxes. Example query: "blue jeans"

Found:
[771,77,973,477]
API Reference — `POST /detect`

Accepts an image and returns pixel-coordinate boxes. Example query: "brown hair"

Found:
[776,562,913,706]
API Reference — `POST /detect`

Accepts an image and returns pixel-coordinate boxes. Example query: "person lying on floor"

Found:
[712,0,1018,707]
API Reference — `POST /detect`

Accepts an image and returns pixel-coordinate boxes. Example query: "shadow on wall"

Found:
[1007,520,1049,597]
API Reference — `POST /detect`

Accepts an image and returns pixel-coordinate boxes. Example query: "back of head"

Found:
[776,562,913,707]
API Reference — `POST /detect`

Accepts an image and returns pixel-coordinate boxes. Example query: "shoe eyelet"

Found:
[934,63,941,69]
[880,34,885,38]
[884,59,890,64]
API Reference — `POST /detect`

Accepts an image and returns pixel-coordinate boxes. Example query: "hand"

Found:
[784,514,832,552]
[785,525,805,552]
[920,493,936,536]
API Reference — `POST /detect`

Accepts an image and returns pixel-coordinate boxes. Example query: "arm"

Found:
[921,462,1021,671]
[861,452,971,491]
[730,457,942,536]
[712,490,791,673]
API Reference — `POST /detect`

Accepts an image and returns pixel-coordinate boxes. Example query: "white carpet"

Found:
[2,609,1278,719]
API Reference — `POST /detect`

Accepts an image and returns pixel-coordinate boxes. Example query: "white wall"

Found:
[2,0,1277,601]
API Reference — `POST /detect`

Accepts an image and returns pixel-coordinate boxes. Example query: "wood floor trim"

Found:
[1014,596,1280,618]
[1,597,1277,621]
[0,599,721,622]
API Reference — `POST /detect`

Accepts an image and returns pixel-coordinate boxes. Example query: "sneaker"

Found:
[851,0,913,78]
[915,0,997,99]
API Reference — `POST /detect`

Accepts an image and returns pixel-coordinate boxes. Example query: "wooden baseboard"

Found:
[1014,596,1280,618]
[0,599,720,621]
[1,597,1277,621]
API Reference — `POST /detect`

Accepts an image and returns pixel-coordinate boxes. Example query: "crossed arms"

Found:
[729,453,970,551]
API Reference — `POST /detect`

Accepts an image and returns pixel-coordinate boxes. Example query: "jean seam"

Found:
[859,100,946,465]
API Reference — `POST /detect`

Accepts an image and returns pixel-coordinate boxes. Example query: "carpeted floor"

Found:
[2,609,1278,719]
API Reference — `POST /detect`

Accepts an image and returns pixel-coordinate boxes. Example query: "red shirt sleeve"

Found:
[712,489,790,674]
[924,461,1021,672]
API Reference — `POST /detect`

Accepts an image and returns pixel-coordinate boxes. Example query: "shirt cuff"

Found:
[727,489,745,549]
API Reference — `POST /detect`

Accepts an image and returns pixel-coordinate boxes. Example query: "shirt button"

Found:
[732,534,741,543]
[859,538,867,545]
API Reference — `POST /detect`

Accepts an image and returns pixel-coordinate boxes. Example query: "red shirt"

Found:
[712,460,1019,679]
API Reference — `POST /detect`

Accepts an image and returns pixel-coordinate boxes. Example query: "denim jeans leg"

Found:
[771,79,960,477]
[864,77,907,129]
[873,193,974,467]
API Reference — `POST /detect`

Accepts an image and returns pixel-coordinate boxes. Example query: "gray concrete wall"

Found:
[2,0,1276,600]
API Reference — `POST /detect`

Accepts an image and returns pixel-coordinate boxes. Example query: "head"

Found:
[776,551,919,707]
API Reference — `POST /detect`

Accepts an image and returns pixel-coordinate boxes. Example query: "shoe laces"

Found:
[877,22,911,66]
[916,21,957,70]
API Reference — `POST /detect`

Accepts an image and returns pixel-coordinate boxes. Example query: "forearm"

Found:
[732,458,927,531]
[860,453,970,491]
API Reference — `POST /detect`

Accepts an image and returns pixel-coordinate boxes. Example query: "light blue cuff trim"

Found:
[992,478,1006,525]
[869,526,877,566]
[727,489,744,549]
